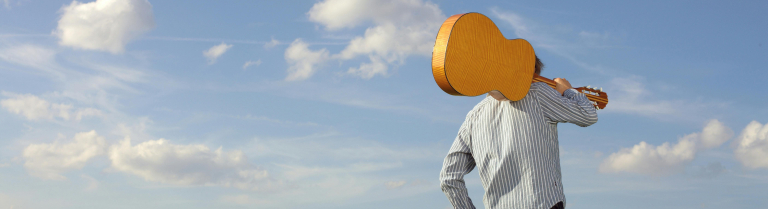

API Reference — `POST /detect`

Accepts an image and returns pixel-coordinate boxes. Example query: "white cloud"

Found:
[242,59,261,70]
[1,92,102,121]
[600,119,732,175]
[291,0,445,80]
[346,54,387,79]
[55,0,155,54]
[109,137,274,190]
[734,121,768,169]
[599,139,696,175]
[699,119,734,149]
[23,130,107,180]
[203,43,233,64]
[308,0,443,32]
[284,39,329,81]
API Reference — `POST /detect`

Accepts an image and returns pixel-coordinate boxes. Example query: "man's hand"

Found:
[554,78,573,95]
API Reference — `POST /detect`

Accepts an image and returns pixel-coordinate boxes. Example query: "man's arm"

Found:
[537,78,598,127]
[440,120,477,209]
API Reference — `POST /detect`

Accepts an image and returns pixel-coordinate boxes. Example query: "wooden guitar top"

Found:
[432,13,608,109]
[432,12,536,101]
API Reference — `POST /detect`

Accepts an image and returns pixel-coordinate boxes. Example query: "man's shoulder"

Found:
[465,97,493,119]
[530,82,559,96]
[530,82,549,91]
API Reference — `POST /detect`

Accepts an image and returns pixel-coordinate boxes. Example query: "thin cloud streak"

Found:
[227,131,443,207]
[141,36,346,45]
[0,33,51,38]
[0,34,348,46]
[209,79,465,124]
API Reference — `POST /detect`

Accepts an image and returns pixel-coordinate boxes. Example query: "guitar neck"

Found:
[531,74,608,105]
[532,74,557,88]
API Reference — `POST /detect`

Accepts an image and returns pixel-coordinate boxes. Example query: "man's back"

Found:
[440,82,597,209]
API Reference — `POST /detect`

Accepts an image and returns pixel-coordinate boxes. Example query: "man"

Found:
[439,57,598,209]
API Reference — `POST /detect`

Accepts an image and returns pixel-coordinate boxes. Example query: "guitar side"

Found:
[432,13,463,96]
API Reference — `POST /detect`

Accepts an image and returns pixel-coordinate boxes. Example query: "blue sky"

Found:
[1,0,767,208]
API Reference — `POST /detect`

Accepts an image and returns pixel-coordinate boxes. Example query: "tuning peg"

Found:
[600,87,603,92]
[587,85,591,88]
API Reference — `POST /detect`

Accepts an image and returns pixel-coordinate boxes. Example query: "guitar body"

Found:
[432,13,536,101]
[432,13,609,109]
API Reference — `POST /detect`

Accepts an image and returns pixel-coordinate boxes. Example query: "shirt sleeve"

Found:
[536,83,598,127]
[439,117,477,209]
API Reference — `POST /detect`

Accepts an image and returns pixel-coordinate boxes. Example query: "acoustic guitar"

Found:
[432,13,608,110]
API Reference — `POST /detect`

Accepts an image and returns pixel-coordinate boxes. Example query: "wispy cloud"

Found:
[141,36,345,45]
[599,76,731,121]
[385,180,406,189]
[490,7,624,75]
[247,131,442,162]
[242,59,261,70]
[203,43,233,64]
[219,79,463,123]
[0,44,65,79]
[263,37,280,49]
[0,43,164,96]
[3,0,24,9]
[601,76,677,117]
[214,131,443,207]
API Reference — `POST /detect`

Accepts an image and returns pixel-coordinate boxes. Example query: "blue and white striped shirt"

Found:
[440,82,598,209]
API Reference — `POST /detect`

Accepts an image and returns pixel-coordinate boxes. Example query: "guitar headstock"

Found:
[574,86,609,110]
